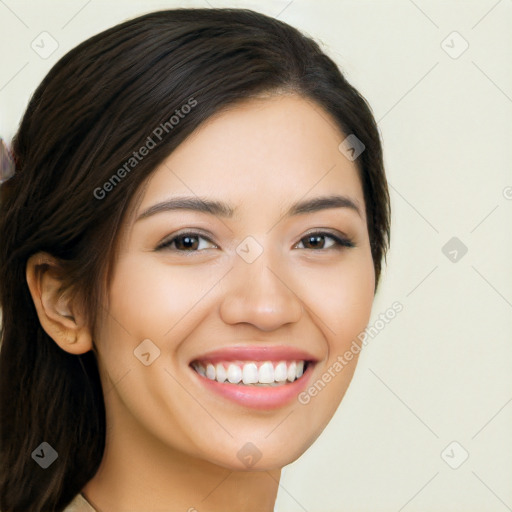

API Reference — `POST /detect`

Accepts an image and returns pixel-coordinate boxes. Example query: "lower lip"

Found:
[191,363,315,410]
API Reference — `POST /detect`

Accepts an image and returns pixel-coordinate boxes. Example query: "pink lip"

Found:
[191,361,315,410]
[190,345,319,365]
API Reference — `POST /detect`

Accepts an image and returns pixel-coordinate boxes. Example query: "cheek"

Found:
[336,259,375,345]
[295,252,374,441]
[106,253,215,342]
[303,249,375,348]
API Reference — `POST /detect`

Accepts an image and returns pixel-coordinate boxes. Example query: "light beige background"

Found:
[1,1,511,511]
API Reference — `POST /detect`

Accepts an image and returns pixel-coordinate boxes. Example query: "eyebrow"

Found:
[135,194,362,222]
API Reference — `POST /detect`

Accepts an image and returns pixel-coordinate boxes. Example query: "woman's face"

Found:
[95,93,375,470]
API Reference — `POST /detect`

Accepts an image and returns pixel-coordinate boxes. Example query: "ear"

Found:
[26,252,93,355]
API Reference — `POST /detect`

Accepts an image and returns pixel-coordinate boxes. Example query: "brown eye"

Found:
[157,232,217,252]
[296,232,354,251]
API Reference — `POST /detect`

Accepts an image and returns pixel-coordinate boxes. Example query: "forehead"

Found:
[135,93,365,223]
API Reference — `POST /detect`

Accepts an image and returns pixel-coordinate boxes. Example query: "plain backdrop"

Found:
[1,1,511,511]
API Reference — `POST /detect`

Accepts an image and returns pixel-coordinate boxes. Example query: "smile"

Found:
[191,360,308,386]
[188,345,318,410]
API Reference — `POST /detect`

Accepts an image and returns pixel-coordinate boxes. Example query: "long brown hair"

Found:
[0,8,390,511]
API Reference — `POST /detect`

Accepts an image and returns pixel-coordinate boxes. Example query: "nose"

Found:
[219,249,304,332]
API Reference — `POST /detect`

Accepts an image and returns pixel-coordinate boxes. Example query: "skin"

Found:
[26,93,375,512]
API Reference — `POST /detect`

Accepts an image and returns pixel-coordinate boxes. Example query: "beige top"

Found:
[63,493,97,512]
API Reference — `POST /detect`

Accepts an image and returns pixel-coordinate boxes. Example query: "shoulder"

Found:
[63,492,96,512]
[0,494,95,512]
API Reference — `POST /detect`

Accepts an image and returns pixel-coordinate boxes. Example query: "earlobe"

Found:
[26,252,93,355]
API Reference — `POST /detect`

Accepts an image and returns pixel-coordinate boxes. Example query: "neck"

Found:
[81,396,280,512]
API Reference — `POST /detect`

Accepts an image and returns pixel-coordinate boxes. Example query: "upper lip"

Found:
[191,345,319,364]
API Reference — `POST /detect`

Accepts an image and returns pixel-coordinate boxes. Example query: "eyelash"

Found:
[156,230,355,253]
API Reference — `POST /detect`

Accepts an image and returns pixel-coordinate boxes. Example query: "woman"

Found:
[0,7,390,512]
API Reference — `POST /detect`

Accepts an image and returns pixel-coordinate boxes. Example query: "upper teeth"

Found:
[192,360,305,385]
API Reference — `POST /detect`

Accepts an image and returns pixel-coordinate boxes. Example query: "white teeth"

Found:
[193,360,308,385]
[296,361,304,378]
[287,361,297,382]
[258,362,274,384]
[274,362,288,382]
[215,363,226,383]
[227,364,242,384]
[206,364,216,380]
[242,363,258,384]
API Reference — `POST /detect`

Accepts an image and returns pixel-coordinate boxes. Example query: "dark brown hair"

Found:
[0,8,390,511]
